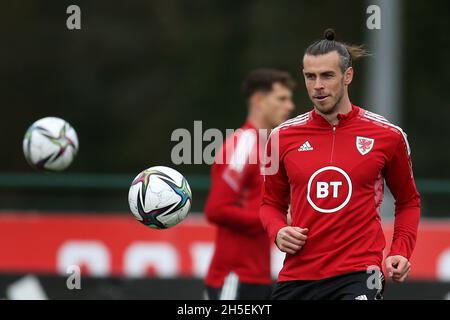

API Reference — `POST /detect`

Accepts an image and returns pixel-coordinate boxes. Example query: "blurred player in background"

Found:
[260,29,421,300]
[204,69,296,300]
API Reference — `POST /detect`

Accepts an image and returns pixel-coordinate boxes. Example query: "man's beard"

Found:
[313,86,344,115]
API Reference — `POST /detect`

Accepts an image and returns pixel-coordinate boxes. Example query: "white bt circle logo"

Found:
[307,166,352,213]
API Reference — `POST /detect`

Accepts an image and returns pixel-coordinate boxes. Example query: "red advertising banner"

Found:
[0,211,449,280]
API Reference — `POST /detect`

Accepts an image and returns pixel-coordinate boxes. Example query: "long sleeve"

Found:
[384,133,421,259]
[259,131,290,243]
[204,131,263,234]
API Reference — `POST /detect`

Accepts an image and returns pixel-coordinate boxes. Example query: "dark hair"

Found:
[304,28,370,72]
[242,68,296,100]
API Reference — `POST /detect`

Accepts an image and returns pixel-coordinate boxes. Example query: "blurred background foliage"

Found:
[0,0,448,216]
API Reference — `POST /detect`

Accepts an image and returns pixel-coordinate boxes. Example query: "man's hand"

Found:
[276,226,308,255]
[385,255,411,283]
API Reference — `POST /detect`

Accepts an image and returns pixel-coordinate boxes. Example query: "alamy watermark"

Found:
[366,5,381,30]
[64,5,380,34]
[66,5,81,30]
[66,265,81,290]
[366,265,383,290]
[170,121,280,175]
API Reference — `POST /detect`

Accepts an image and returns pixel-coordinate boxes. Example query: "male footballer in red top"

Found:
[204,69,296,299]
[260,29,420,300]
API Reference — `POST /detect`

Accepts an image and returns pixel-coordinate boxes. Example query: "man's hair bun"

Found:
[324,28,336,41]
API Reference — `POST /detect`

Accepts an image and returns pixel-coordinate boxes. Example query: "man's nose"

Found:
[314,79,324,90]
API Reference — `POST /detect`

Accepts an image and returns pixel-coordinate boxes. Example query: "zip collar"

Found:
[311,104,360,127]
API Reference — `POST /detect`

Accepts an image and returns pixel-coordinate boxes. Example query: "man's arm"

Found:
[204,162,263,233]
[205,131,264,233]
[260,132,308,253]
[384,132,421,281]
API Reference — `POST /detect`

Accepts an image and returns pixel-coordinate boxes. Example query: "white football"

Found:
[128,166,192,229]
[23,117,79,171]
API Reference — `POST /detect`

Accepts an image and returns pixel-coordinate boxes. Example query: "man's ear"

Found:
[250,91,263,107]
[344,67,354,85]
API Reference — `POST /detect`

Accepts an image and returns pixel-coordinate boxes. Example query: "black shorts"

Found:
[205,273,273,300]
[271,270,385,300]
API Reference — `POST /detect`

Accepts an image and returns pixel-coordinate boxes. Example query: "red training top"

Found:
[260,105,420,281]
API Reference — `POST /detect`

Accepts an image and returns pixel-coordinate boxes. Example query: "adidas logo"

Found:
[298,141,314,152]
[355,295,368,300]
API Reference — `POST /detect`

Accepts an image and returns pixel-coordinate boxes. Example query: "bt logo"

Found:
[316,181,343,198]
[307,166,352,213]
